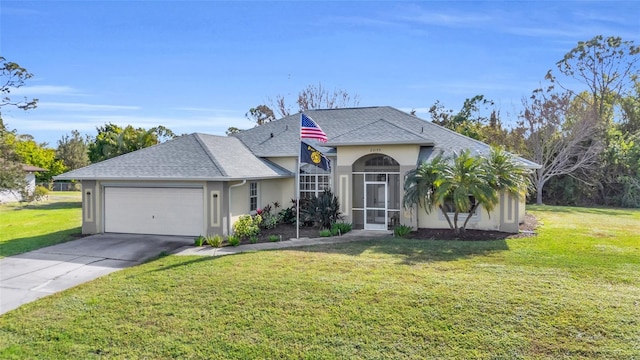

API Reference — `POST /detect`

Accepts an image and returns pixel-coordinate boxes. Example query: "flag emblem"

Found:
[301,143,330,171]
[300,113,328,143]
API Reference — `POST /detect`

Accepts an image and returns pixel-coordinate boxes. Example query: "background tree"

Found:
[519,88,603,204]
[245,105,276,126]
[243,83,360,129]
[13,136,66,183]
[548,35,639,124]
[1,56,38,112]
[429,95,494,140]
[56,130,90,170]
[88,123,176,163]
[543,36,639,206]
[0,57,38,193]
[0,119,26,192]
[225,127,241,136]
[427,95,527,154]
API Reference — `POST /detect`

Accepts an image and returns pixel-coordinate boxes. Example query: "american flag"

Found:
[300,113,328,143]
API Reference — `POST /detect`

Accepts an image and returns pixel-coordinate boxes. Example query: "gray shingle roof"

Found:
[234,106,540,168]
[55,133,293,181]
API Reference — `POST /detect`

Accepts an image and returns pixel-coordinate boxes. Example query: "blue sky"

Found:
[1,1,638,146]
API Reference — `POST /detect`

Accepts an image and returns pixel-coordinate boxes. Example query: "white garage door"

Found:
[104,187,204,236]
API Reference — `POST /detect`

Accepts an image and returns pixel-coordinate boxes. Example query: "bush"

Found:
[227,235,241,246]
[278,207,296,225]
[20,185,49,203]
[331,222,352,236]
[261,214,280,229]
[207,234,223,248]
[268,235,280,242]
[33,186,49,201]
[301,189,342,229]
[393,224,413,238]
[194,235,205,246]
[233,214,262,239]
[249,235,259,244]
[319,229,333,237]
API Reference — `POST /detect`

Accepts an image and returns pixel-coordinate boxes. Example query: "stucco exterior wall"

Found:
[266,157,297,172]
[205,181,225,236]
[414,191,524,233]
[417,204,502,231]
[228,178,294,234]
[336,144,420,167]
[80,180,99,234]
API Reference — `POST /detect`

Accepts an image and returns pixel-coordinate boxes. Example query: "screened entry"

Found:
[352,154,401,230]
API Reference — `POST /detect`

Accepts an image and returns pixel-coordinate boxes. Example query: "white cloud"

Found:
[38,102,141,111]
[10,85,83,96]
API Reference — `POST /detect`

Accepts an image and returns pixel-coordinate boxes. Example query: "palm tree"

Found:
[403,148,530,234]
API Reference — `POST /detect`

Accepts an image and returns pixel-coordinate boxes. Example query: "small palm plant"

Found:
[403,147,530,234]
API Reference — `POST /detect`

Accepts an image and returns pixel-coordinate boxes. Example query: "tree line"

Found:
[1,35,638,207]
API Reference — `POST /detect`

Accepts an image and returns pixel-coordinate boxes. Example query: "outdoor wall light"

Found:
[86,191,91,196]
[213,194,218,198]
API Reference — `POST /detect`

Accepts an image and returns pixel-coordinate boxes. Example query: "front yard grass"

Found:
[0,205,638,359]
[0,192,82,257]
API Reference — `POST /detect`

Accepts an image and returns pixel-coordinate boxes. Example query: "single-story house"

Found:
[0,164,47,203]
[55,106,539,236]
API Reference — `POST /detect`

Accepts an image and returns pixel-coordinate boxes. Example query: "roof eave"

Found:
[326,140,435,146]
[53,174,294,182]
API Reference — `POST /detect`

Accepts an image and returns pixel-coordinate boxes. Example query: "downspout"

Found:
[228,179,246,235]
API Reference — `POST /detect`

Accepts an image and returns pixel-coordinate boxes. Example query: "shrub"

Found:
[207,234,223,248]
[278,207,296,225]
[33,186,49,201]
[331,222,352,236]
[261,214,280,229]
[393,224,413,238]
[268,235,280,242]
[227,235,241,246]
[249,235,259,244]
[301,189,342,229]
[319,229,333,237]
[233,214,262,239]
[194,235,205,246]
[20,185,49,203]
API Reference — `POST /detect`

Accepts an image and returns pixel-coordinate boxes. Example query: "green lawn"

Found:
[1,206,639,359]
[0,192,82,257]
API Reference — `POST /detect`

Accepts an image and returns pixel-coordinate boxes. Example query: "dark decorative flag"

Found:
[300,113,328,143]
[300,143,331,171]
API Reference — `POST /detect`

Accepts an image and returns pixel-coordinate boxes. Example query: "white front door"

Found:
[364,181,387,230]
[104,187,204,236]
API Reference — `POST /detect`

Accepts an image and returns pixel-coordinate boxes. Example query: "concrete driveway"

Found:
[0,233,192,315]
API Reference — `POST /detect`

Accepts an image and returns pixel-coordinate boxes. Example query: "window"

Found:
[299,174,330,199]
[249,182,258,211]
[443,196,477,214]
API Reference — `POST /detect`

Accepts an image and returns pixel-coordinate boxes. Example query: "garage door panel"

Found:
[104,187,204,236]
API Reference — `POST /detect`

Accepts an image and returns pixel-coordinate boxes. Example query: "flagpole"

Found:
[296,114,302,239]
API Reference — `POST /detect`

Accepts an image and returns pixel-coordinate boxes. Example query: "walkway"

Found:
[175,230,392,257]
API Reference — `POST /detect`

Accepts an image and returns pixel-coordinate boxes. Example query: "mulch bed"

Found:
[247,213,538,244]
[258,224,321,242]
[404,213,538,241]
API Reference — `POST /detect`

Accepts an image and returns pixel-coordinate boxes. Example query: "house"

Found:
[55,106,539,236]
[0,164,47,203]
